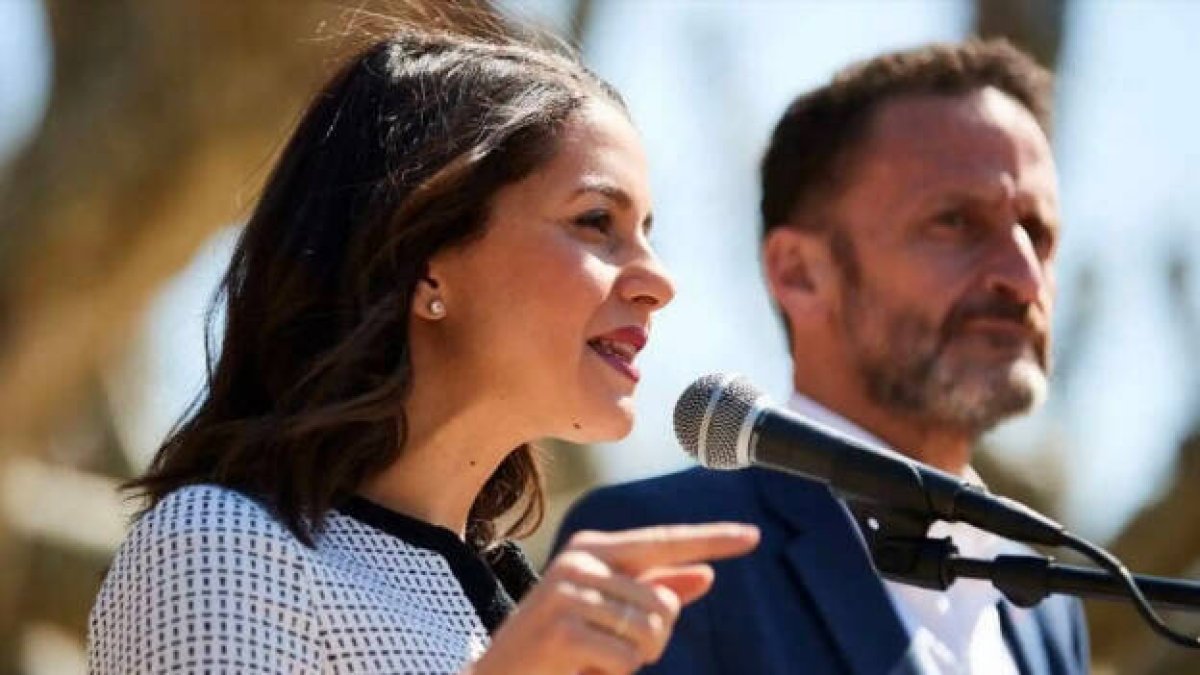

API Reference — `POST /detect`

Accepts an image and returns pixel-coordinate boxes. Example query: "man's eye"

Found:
[1021,219,1055,251]
[934,210,969,229]
[574,210,613,233]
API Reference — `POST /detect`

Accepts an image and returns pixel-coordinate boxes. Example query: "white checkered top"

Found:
[88,484,534,674]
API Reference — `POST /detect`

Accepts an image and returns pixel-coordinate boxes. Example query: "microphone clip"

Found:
[849,500,958,592]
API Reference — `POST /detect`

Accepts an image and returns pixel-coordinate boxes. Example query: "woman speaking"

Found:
[87,21,757,675]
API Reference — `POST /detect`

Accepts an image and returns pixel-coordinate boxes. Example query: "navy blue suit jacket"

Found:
[553,467,1089,675]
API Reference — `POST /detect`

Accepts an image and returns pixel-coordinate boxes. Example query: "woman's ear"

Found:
[763,225,836,322]
[412,273,446,321]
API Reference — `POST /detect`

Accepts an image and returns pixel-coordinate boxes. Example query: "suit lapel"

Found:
[754,470,919,675]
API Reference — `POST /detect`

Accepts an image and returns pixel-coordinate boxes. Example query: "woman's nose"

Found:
[619,247,676,310]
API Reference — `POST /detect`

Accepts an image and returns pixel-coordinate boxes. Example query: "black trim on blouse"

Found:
[337,496,537,634]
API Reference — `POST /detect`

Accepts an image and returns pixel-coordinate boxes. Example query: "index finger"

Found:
[565,523,759,574]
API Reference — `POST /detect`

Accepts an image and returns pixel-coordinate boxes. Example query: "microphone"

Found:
[674,373,1066,547]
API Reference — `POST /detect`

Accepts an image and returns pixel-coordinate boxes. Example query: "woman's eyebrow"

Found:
[571,178,653,234]
[571,177,631,208]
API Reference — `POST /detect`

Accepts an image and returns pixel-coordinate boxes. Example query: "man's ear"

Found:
[763,225,837,320]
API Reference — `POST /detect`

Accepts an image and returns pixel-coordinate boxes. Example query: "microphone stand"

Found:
[849,501,1200,612]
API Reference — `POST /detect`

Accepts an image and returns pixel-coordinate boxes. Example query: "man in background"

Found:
[555,40,1088,674]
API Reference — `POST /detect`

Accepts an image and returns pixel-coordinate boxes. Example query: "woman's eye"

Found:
[574,210,613,233]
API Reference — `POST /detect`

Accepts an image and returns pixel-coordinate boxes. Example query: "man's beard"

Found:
[833,242,1050,434]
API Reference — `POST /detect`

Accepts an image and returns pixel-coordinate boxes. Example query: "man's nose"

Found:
[983,224,1048,304]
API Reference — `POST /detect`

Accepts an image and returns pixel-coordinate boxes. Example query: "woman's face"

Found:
[423,100,674,443]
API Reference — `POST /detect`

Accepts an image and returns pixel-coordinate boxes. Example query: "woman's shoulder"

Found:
[94,485,318,638]
[91,488,325,672]
[117,484,304,565]
[135,483,284,530]
[142,482,276,520]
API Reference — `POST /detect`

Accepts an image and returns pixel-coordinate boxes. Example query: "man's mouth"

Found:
[962,317,1038,339]
[949,296,1046,337]
[951,320,1046,367]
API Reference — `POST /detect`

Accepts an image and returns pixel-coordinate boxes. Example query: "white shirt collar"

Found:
[785,392,893,456]
[784,391,1003,559]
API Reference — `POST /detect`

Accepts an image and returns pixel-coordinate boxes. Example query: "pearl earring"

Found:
[428,298,446,318]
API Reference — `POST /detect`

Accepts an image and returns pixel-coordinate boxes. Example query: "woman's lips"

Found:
[587,326,648,383]
[590,343,641,382]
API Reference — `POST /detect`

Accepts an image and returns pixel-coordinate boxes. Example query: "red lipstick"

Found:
[587,326,649,383]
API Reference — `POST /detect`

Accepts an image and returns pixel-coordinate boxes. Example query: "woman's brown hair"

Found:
[127,27,626,549]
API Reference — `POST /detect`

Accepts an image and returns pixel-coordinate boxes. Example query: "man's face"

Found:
[826,87,1059,434]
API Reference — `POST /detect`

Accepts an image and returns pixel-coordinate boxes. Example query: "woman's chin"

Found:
[560,403,635,444]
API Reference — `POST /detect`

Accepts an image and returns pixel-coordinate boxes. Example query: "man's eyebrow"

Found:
[923,187,1061,230]
[571,178,654,234]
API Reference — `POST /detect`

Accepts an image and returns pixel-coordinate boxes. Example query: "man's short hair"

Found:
[760,39,1053,238]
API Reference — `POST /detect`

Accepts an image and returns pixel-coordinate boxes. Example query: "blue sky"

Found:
[3,1,1197,541]
[0,0,49,160]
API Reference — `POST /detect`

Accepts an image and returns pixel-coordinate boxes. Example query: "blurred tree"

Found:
[1087,236,1200,672]
[1094,430,1200,673]
[567,0,594,47]
[0,0,508,443]
[0,3,340,666]
[0,2,338,664]
[974,0,1067,69]
[0,1,338,441]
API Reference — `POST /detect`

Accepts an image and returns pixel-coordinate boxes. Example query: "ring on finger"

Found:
[612,602,637,640]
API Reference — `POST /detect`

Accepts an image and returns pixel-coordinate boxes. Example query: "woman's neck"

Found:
[358,393,527,540]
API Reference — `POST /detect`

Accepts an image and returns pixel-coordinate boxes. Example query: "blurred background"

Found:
[0,0,1197,673]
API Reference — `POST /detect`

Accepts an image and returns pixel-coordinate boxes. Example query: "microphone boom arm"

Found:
[867,531,1200,612]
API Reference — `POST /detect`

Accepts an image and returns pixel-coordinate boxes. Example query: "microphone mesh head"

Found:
[673,374,766,469]
[673,373,727,458]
